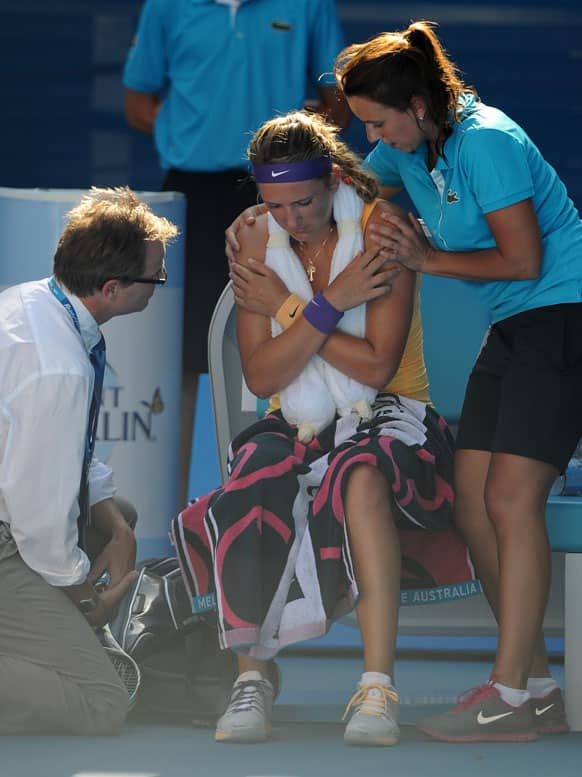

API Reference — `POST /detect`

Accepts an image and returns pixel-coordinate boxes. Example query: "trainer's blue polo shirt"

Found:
[367,95,582,323]
[123,0,344,173]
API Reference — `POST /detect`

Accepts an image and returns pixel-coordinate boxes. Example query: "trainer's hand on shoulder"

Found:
[231,258,289,317]
[325,246,401,312]
[225,203,268,265]
[367,211,434,272]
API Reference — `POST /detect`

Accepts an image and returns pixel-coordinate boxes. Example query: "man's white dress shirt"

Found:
[0,279,115,586]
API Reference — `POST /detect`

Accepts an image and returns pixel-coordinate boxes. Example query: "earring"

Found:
[418,114,425,123]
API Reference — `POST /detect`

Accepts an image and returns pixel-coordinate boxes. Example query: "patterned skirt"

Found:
[172,393,477,660]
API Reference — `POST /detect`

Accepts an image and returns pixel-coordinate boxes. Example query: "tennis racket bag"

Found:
[108,556,237,724]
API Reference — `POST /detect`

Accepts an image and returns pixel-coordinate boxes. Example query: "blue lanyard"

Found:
[48,276,105,540]
[48,276,82,337]
[47,276,105,463]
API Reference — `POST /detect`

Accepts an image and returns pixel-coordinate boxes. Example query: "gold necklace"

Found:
[295,225,335,282]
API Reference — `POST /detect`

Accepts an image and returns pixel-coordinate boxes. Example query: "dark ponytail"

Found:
[335,20,477,157]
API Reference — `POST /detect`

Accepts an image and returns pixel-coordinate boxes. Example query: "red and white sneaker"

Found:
[416,683,538,743]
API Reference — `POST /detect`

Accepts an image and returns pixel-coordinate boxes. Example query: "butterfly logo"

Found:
[141,387,164,416]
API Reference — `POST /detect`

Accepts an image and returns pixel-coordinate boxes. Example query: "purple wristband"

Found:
[302,292,344,334]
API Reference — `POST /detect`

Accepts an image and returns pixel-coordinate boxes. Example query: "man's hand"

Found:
[88,498,137,588]
[324,246,401,312]
[225,203,269,265]
[231,258,289,317]
[63,562,137,628]
[124,89,160,135]
[86,570,138,629]
[88,524,136,590]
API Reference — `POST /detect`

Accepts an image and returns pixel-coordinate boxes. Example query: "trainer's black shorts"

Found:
[455,302,582,472]
[163,168,257,374]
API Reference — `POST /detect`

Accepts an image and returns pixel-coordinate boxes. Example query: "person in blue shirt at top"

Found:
[332,20,582,742]
[122,0,350,509]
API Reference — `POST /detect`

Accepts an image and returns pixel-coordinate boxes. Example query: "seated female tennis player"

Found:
[172,111,473,746]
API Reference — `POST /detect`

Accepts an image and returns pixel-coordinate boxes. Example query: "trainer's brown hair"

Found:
[248,110,379,202]
[335,21,477,157]
[53,186,178,296]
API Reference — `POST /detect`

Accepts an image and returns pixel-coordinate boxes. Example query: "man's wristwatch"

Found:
[78,596,98,614]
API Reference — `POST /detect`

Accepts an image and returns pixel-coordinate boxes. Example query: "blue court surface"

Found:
[3,652,579,777]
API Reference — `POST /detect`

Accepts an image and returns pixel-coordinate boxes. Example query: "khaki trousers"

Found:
[0,498,135,735]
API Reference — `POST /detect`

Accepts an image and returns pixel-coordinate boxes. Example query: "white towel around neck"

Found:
[266,181,378,442]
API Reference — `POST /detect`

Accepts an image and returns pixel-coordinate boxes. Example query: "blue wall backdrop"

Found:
[1,1,581,200]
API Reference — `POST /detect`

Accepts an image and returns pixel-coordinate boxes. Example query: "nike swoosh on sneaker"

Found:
[476,710,515,725]
[535,704,555,716]
[271,170,289,178]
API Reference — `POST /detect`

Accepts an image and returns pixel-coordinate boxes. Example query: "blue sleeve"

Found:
[365,142,404,188]
[307,0,345,87]
[122,0,168,94]
[458,129,535,213]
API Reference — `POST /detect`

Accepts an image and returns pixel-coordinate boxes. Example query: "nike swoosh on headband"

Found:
[252,155,332,183]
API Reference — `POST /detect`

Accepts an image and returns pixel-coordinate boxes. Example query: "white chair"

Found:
[207,282,258,485]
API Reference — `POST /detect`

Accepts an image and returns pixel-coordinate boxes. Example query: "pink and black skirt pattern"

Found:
[172,393,476,659]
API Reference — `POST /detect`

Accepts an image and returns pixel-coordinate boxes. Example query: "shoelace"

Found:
[342,683,400,720]
[454,683,497,711]
[226,680,269,714]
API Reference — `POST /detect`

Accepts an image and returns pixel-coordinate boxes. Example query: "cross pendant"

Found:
[307,264,316,282]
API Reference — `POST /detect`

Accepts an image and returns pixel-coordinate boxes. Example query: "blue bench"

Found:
[208,276,582,730]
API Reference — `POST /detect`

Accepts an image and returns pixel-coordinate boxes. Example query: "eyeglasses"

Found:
[121,261,168,286]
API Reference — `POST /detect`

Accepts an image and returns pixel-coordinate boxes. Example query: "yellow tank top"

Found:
[266,199,431,413]
[384,276,430,403]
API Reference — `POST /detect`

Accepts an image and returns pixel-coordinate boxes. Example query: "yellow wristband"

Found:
[275,293,306,330]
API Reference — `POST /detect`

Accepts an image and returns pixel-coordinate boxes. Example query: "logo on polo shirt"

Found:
[446,189,460,204]
[271,20,292,31]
